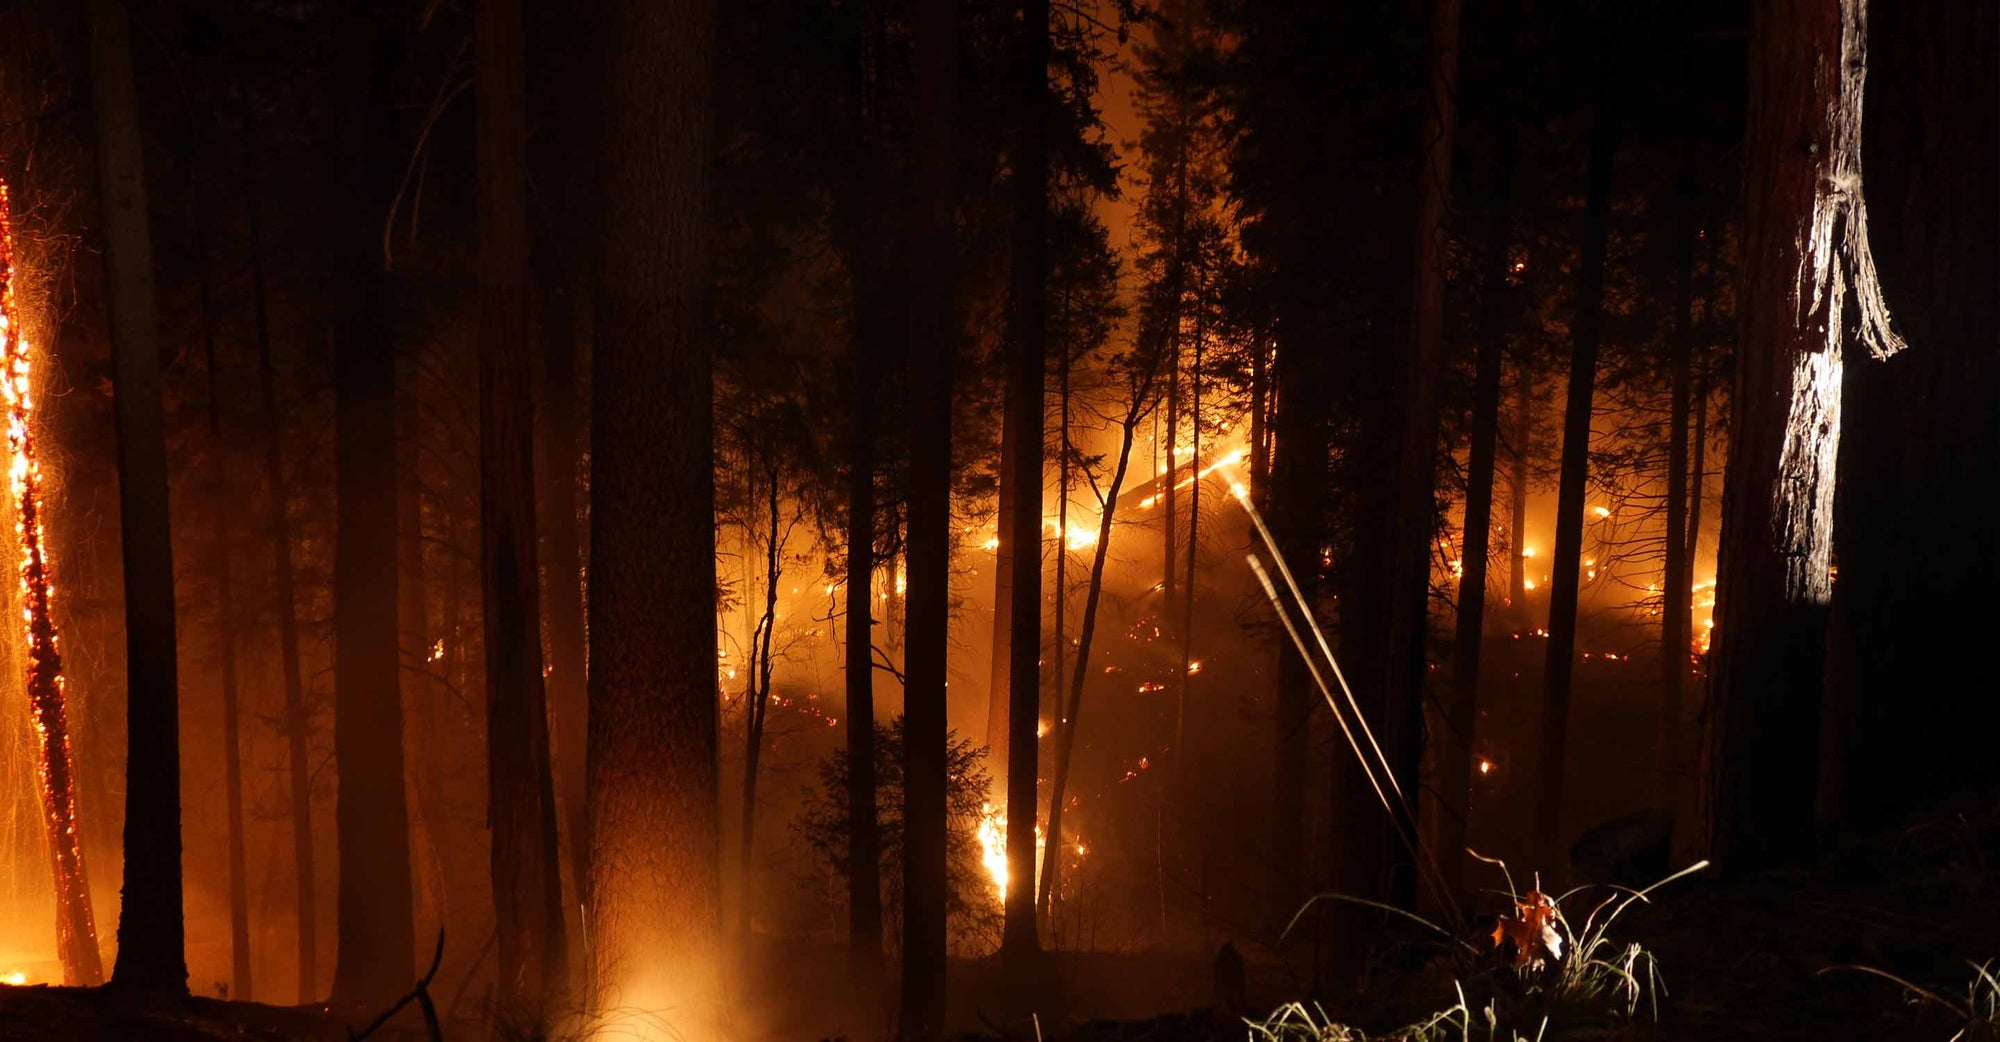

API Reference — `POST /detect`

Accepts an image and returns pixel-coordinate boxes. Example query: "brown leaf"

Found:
[1490,890,1564,969]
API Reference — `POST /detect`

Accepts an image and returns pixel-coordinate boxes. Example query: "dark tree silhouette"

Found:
[91,0,186,997]
[899,0,958,1033]
[1000,0,1050,963]
[478,0,568,1024]
[1537,29,1617,860]
[327,3,416,1006]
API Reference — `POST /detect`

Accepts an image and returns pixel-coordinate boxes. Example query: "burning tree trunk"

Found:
[193,211,251,1001]
[90,0,186,995]
[1441,0,1509,907]
[478,0,569,1023]
[586,0,721,1022]
[328,3,417,1006]
[1706,0,1903,868]
[0,185,102,988]
[1535,46,1616,860]
[1001,0,1050,962]
[900,0,958,1031]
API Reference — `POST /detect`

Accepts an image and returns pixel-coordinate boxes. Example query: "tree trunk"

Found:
[0,187,103,987]
[1707,0,1903,868]
[524,0,594,960]
[844,257,884,961]
[328,4,417,1006]
[1508,373,1530,611]
[900,0,957,1033]
[91,0,187,996]
[1657,151,1696,803]
[536,249,590,963]
[243,139,318,1001]
[1248,336,1270,512]
[737,471,782,936]
[1832,0,1997,824]
[1441,0,1506,907]
[1535,54,1616,860]
[395,379,444,942]
[1265,279,1328,936]
[1001,0,1050,963]
[986,398,1015,766]
[1389,0,1460,915]
[195,216,252,1002]
[1040,362,1160,925]
[586,0,720,1023]
[479,0,569,1024]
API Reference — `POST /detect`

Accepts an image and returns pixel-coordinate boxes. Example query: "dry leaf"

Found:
[1490,889,1564,969]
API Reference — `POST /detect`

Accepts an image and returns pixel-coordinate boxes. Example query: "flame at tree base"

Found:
[977,802,1045,904]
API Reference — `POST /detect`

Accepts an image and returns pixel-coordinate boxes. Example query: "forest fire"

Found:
[0,181,100,987]
[0,0,1980,1038]
[976,802,1042,901]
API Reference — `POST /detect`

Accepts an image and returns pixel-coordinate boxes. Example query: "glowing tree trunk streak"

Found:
[0,182,103,986]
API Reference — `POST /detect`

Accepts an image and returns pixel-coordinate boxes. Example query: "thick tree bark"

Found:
[1706,0,1904,868]
[242,144,317,1001]
[91,0,187,996]
[328,4,416,1006]
[1441,0,1505,908]
[479,0,569,1024]
[586,0,720,1024]
[1536,56,1616,860]
[1832,0,1998,829]
[900,0,957,1033]
[1001,0,1050,962]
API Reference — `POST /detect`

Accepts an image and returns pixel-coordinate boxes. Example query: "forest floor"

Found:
[0,986,347,1041]
[955,789,2000,1041]
[0,792,1991,1040]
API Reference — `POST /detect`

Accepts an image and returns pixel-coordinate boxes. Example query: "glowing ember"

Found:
[1477,758,1494,775]
[1,181,103,986]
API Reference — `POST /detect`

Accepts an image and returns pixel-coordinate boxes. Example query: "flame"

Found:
[1477,758,1494,775]
[2,180,102,985]
[976,802,1044,902]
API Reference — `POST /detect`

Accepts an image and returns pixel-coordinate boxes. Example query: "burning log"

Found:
[0,181,102,987]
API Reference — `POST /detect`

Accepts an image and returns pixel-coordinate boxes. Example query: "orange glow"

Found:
[1,180,102,985]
